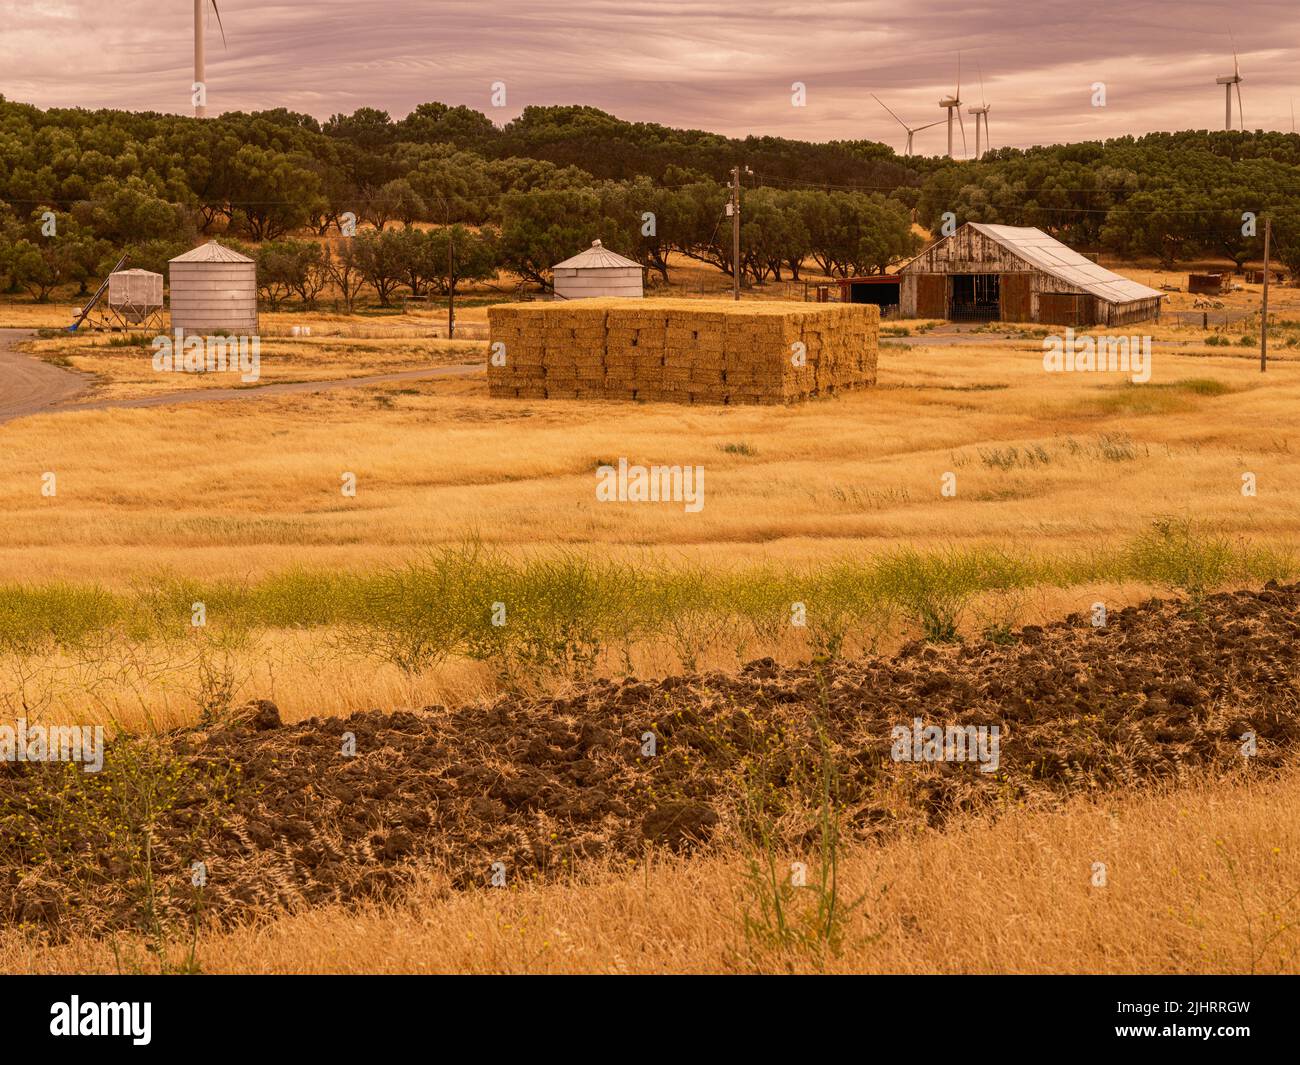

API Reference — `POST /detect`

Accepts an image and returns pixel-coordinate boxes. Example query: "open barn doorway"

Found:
[949,273,1001,321]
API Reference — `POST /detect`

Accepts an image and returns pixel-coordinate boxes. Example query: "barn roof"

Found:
[553,239,641,271]
[170,240,254,264]
[966,224,1164,304]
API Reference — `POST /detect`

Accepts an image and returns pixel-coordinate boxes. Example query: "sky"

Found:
[1,0,1297,154]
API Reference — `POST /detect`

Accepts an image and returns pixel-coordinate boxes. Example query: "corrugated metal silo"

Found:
[168,240,259,335]
[552,240,644,300]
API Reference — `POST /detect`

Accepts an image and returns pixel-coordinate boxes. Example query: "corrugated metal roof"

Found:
[170,240,255,264]
[967,223,1164,304]
[552,239,641,271]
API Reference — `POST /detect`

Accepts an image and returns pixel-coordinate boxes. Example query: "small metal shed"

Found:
[168,240,258,336]
[552,240,643,300]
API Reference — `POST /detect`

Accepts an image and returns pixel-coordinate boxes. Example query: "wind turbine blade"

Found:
[1236,82,1244,130]
[915,119,945,131]
[871,94,910,131]
[984,114,991,150]
[977,60,986,107]
[210,0,227,49]
[955,51,961,100]
[1230,28,1240,79]
[958,108,967,156]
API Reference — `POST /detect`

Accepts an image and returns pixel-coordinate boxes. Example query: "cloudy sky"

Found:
[1,0,1296,153]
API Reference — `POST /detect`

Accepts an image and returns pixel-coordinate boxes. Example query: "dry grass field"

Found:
[2,259,1298,975]
[6,769,1298,974]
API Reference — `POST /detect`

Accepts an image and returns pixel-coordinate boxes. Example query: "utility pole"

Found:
[447,223,456,340]
[1260,216,1271,372]
[436,191,455,339]
[730,166,741,301]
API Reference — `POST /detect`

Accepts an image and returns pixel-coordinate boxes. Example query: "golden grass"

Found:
[0,581,1168,731]
[0,336,1295,584]
[6,767,1297,974]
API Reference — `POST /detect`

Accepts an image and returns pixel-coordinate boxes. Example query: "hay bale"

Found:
[487,297,879,406]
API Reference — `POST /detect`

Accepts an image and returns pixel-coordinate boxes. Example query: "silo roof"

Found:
[967,223,1164,304]
[170,240,255,264]
[552,239,641,271]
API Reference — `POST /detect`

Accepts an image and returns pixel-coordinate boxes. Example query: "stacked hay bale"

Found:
[488,298,877,405]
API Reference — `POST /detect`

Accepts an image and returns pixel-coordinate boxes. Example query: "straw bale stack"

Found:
[487,298,877,405]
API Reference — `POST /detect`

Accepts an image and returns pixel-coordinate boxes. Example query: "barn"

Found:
[898,223,1164,326]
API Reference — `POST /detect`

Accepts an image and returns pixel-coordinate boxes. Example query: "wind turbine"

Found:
[939,54,967,159]
[193,0,227,119]
[871,94,944,156]
[968,63,991,160]
[1215,35,1244,131]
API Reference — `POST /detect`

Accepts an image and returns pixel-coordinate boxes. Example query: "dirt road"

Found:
[0,328,89,422]
[0,328,484,425]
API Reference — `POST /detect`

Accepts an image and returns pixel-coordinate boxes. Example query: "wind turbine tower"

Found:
[193,0,227,119]
[1216,40,1244,131]
[939,56,966,159]
[968,63,991,160]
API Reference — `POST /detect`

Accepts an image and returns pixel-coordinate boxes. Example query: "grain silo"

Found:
[106,269,164,328]
[552,240,643,300]
[168,240,258,336]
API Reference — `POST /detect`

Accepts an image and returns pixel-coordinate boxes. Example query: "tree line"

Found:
[1,95,1298,306]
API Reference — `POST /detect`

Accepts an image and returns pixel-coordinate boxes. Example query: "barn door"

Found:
[916,274,947,318]
[1000,273,1032,322]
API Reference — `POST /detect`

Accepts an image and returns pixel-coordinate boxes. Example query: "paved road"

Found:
[0,328,484,425]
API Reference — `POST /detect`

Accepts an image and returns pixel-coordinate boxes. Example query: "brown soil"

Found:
[3,583,1298,938]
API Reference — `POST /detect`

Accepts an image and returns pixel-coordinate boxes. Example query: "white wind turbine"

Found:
[1215,34,1244,131]
[193,0,227,119]
[939,54,967,159]
[871,94,944,156]
[968,64,991,160]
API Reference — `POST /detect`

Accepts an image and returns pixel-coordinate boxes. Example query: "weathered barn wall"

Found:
[914,274,946,318]
[1039,292,1095,327]
[1000,273,1033,322]
[1102,297,1163,327]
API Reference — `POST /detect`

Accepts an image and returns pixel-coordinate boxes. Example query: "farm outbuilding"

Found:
[1188,273,1229,295]
[898,223,1164,326]
[168,240,258,336]
[106,269,164,326]
[552,240,644,300]
[836,275,901,311]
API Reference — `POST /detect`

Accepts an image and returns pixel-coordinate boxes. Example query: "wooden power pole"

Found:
[730,166,741,301]
[448,224,456,340]
[1260,216,1271,372]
